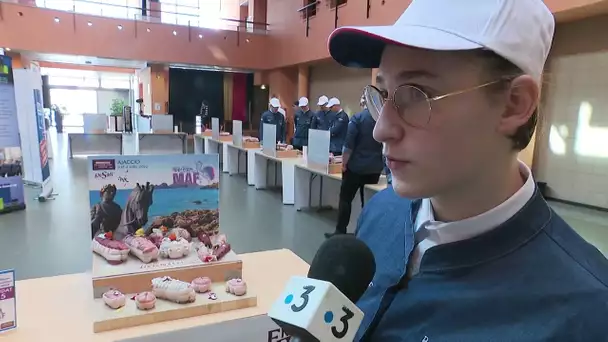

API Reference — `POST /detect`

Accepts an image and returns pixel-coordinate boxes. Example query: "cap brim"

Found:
[328,25,483,68]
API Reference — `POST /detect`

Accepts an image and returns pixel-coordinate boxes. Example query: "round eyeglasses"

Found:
[364,80,503,127]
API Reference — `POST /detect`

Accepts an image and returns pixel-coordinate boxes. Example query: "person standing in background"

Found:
[311,95,332,130]
[325,95,383,238]
[327,97,349,156]
[259,98,286,143]
[292,97,314,150]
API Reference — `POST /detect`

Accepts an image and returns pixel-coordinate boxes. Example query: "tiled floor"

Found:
[1,132,607,280]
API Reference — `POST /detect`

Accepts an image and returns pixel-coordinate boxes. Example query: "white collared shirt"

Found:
[407,161,536,276]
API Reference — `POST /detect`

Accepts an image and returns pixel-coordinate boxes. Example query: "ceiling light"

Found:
[117,25,123,30]
[198,34,203,39]
[260,85,266,90]
[4,48,11,52]
[172,30,177,36]
[245,38,250,43]
[87,21,92,26]
[146,28,151,33]
[54,17,60,23]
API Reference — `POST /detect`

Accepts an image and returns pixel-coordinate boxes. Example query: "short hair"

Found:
[475,49,538,151]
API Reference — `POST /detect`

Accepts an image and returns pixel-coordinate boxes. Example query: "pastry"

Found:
[243,136,259,142]
[152,276,196,304]
[170,228,192,242]
[191,277,212,293]
[124,235,159,263]
[197,248,217,263]
[102,290,126,309]
[213,242,231,260]
[159,233,190,259]
[197,232,212,248]
[92,232,130,265]
[135,291,156,310]
[225,278,247,296]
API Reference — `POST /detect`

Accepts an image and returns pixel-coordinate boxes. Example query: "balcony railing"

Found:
[0,0,269,34]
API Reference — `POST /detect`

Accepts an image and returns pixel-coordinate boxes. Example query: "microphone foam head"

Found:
[307,235,375,303]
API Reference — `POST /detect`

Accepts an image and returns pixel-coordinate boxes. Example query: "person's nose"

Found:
[373,103,402,143]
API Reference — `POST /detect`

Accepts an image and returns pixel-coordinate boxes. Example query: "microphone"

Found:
[268,235,376,342]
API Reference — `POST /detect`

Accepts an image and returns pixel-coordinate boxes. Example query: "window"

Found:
[301,0,317,18]
[160,0,223,29]
[329,0,347,8]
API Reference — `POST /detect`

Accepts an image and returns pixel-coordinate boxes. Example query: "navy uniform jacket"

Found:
[343,109,383,174]
[354,187,608,341]
[293,109,314,147]
[311,110,335,131]
[329,110,349,154]
[259,110,286,143]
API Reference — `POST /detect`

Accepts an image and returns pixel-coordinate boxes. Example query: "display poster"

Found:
[0,269,16,333]
[233,120,243,147]
[211,117,219,140]
[88,154,220,273]
[262,123,276,157]
[33,89,50,183]
[0,55,26,213]
[119,315,288,342]
[307,129,330,173]
[151,114,173,133]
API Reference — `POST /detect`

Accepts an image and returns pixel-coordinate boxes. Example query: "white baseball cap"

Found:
[317,95,329,106]
[298,97,309,107]
[328,0,554,80]
[327,97,341,107]
[269,98,281,108]
[278,108,286,116]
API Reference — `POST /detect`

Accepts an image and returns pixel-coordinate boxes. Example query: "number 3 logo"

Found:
[290,285,315,312]
[331,307,354,339]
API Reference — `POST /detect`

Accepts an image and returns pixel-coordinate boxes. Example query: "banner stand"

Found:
[13,68,54,202]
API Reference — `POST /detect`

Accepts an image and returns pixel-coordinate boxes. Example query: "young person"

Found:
[328,0,608,340]
[326,97,349,155]
[259,97,285,143]
[292,97,314,150]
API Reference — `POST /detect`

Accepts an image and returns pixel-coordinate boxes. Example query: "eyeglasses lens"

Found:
[364,85,431,127]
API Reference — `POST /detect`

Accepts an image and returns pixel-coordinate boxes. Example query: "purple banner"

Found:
[0,286,14,301]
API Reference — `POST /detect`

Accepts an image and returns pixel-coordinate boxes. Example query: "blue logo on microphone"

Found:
[324,311,334,323]
[284,294,294,304]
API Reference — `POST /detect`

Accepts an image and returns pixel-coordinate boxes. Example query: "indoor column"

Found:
[298,65,309,98]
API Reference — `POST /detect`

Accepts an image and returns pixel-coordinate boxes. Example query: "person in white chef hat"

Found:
[259,97,286,143]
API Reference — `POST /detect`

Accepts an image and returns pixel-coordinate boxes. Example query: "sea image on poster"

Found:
[88,154,222,275]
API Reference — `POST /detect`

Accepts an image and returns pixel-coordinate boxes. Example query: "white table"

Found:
[203,137,232,172]
[138,133,187,155]
[67,132,123,158]
[193,135,207,154]
[226,143,261,185]
[253,151,305,205]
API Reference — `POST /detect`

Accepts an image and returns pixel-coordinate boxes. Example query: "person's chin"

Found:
[391,177,432,199]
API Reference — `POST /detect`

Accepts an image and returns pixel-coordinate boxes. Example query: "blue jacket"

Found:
[293,109,314,147]
[329,110,349,154]
[355,187,608,341]
[311,110,335,131]
[259,110,286,143]
[343,109,383,174]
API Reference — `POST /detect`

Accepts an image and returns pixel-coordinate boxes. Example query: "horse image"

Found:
[115,182,154,240]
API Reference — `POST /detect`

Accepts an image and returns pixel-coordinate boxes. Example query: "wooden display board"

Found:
[93,282,257,332]
[92,250,242,298]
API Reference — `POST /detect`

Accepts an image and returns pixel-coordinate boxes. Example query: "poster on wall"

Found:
[88,154,223,274]
[0,55,26,213]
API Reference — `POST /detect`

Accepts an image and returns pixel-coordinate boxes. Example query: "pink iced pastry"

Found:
[102,289,126,309]
[225,278,247,296]
[92,234,130,265]
[135,291,156,310]
[191,277,212,293]
[123,235,159,263]
[197,248,217,263]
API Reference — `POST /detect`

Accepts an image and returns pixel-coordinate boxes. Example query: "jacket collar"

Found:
[416,188,552,272]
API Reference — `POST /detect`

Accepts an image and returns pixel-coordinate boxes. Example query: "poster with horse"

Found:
[88,154,219,243]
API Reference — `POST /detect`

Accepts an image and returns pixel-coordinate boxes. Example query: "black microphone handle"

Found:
[289,336,319,342]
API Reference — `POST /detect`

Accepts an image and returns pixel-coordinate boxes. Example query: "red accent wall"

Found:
[232,73,248,122]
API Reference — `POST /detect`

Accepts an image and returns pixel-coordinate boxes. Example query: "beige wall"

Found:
[535,14,608,208]
[309,61,371,116]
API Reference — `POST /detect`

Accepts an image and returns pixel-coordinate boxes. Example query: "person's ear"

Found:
[496,75,539,136]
